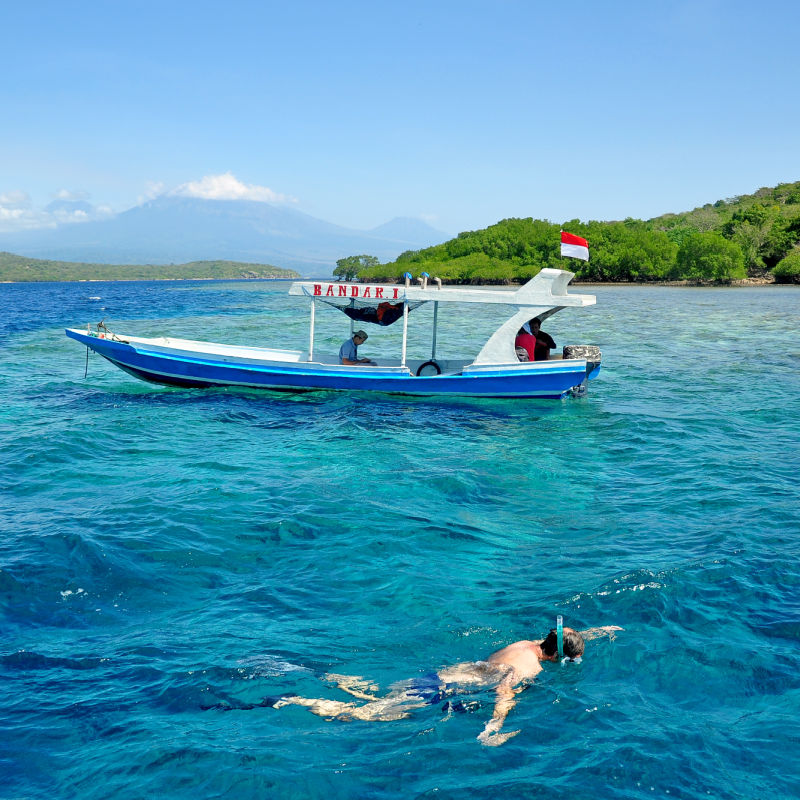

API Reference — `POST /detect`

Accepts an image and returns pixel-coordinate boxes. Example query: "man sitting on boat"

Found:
[528,317,556,361]
[514,327,537,362]
[339,330,376,366]
[515,318,557,362]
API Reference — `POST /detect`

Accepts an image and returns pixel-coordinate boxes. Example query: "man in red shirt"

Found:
[514,327,537,361]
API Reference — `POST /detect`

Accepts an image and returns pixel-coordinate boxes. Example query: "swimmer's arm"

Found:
[477,674,521,747]
[579,625,624,641]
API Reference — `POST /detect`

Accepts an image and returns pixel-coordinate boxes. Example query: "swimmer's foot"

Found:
[258,695,295,709]
[201,693,304,712]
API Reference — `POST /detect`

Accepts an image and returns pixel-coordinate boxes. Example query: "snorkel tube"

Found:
[556,615,564,659]
[555,615,582,664]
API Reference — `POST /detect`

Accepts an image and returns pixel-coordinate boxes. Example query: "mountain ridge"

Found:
[0,196,450,277]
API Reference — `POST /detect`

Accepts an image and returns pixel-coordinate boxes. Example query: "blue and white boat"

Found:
[65,268,601,399]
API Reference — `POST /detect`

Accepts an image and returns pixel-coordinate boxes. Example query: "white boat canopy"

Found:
[288,268,596,366]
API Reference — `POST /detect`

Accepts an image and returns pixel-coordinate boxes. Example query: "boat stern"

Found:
[562,344,602,396]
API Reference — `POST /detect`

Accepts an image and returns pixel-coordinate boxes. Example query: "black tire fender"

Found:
[416,360,442,377]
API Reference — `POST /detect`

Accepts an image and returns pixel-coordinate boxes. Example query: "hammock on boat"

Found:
[343,302,404,326]
[317,297,426,327]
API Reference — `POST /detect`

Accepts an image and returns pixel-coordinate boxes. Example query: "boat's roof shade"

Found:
[288,268,595,308]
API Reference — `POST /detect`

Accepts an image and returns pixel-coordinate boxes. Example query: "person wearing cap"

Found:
[257,624,621,746]
[339,330,376,365]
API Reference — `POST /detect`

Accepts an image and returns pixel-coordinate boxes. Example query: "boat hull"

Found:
[66,329,599,399]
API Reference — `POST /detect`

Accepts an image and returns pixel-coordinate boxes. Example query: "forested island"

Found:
[4,181,799,286]
[0,253,299,283]
[354,181,800,285]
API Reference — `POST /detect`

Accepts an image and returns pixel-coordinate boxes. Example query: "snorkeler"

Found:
[259,622,622,747]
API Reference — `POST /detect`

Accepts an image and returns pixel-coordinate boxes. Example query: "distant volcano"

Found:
[0,196,449,276]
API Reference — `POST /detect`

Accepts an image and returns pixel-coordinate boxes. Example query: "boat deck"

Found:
[73,330,575,378]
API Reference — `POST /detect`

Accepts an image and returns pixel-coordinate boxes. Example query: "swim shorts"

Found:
[406,672,448,704]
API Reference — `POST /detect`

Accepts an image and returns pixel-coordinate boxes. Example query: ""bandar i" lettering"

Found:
[312,284,401,299]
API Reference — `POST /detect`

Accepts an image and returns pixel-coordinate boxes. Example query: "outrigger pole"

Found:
[431,301,439,360]
[420,272,439,361]
[400,272,411,367]
[308,298,316,361]
[349,297,355,337]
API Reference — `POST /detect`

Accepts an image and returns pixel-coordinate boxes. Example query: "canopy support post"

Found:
[308,299,315,362]
[401,301,409,368]
[431,301,439,360]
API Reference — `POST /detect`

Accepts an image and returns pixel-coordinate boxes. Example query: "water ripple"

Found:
[0,281,798,799]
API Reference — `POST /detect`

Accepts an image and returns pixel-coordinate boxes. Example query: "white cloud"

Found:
[0,209,53,231]
[138,181,166,205]
[170,172,296,204]
[0,207,30,222]
[53,188,89,201]
[0,190,47,231]
[0,188,110,232]
[0,173,297,233]
[0,190,32,209]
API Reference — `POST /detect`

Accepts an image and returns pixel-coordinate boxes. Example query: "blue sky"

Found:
[1,0,798,235]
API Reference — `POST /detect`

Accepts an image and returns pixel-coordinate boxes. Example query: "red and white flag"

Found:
[560,231,589,261]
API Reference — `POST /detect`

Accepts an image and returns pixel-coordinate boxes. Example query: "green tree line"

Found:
[0,253,299,283]
[355,181,800,285]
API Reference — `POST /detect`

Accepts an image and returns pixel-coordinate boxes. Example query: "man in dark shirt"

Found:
[527,317,556,361]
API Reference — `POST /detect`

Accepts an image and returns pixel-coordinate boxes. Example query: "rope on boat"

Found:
[96,319,127,343]
[82,319,129,378]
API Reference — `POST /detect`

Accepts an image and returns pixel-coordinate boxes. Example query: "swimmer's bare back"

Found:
[437,660,513,687]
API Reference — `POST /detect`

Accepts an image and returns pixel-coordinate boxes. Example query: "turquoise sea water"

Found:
[1,279,799,800]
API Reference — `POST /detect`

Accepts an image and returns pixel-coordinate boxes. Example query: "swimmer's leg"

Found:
[277,695,360,718]
[278,694,422,722]
[323,673,380,701]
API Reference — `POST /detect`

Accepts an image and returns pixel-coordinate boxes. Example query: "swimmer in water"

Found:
[262,624,622,746]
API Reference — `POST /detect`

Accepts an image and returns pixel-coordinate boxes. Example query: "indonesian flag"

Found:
[560,231,589,261]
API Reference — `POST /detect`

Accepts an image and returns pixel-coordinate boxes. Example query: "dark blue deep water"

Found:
[1,279,799,799]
